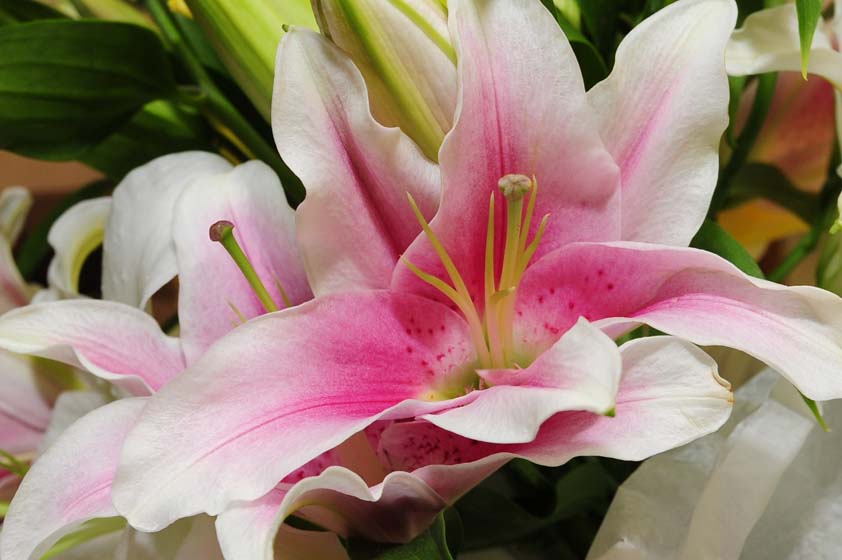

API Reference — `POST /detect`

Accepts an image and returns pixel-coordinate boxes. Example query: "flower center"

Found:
[404,174,549,370]
[210,220,291,318]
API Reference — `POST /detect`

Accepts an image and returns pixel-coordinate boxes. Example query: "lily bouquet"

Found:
[2,0,842,558]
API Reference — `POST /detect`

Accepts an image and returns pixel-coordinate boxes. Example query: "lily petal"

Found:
[102,152,232,308]
[510,337,732,467]
[517,241,842,401]
[726,4,842,88]
[0,398,146,560]
[0,238,31,314]
[587,0,736,245]
[421,318,621,443]
[113,291,476,531]
[38,390,110,454]
[0,352,54,442]
[215,489,347,560]
[273,28,440,296]
[0,300,186,395]
[172,160,312,361]
[217,465,468,558]
[0,187,32,245]
[0,413,42,457]
[394,0,620,305]
[47,197,111,296]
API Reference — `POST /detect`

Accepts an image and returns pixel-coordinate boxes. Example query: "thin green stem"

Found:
[210,221,279,313]
[709,73,778,217]
[769,177,842,282]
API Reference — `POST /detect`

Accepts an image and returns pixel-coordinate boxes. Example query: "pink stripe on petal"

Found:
[113,292,476,531]
[588,0,737,245]
[393,0,620,307]
[274,30,439,296]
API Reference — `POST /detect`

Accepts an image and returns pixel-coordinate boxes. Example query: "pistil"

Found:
[404,174,549,371]
[210,220,280,314]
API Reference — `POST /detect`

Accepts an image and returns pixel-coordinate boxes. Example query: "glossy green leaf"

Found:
[457,462,616,551]
[575,0,619,65]
[0,20,176,159]
[80,99,212,179]
[795,0,822,78]
[691,220,764,279]
[0,0,66,23]
[346,513,454,560]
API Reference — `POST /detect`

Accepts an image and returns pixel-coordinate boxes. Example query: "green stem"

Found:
[709,73,778,217]
[210,221,279,313]
[146,0,304,204]
[768,177,842,282]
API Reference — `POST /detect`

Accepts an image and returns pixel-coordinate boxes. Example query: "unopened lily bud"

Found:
[67,0,156,28]
[313,0,457,160]
[186,0,317,119]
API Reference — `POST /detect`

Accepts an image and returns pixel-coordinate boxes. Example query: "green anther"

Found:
[210,220,279,313]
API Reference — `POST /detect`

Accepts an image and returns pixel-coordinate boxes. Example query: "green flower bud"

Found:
[186,0,317,119]
[313,0,457,160]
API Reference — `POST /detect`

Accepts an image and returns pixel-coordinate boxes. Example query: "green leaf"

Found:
[575,0,619,66]
[79,99,212,179]
[457,462,615,551]
[691,220,764,279]
[795,0,822,78]
[346,513,454,560]
[0,0,66,23]
[0,20,177,159]
[800,392,831,431]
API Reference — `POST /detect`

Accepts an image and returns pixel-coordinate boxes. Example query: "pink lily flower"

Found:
[100,0,842,553]
[0,153,311,559]
[0,187,65,501]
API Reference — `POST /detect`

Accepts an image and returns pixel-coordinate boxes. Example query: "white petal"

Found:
[47,197,111,296]
[102,152,232,308]
[726,4,842,87]
[588,0,737,245]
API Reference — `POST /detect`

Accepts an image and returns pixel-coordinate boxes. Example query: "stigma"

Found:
[404,175,549,370]
[209,220,291,316]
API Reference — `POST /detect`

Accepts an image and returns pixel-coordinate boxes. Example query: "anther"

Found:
[498,174,532,200]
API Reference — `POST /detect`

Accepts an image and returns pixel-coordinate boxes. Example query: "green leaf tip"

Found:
[795,0,822,80]
[800,392,831,432]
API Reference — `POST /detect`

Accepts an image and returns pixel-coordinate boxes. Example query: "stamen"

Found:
[227,301,247,324]
[401,175,550,372]
[404,194,492,367]
[210,220,279,313]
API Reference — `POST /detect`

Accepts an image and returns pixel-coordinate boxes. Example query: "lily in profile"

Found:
[104,0,842,552]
